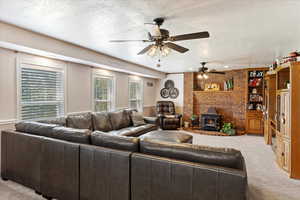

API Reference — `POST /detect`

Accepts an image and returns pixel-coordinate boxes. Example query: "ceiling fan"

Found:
[110,18,210,56]
[196,62,226,79]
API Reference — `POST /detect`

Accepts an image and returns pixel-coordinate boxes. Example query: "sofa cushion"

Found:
[91,131,139,152]
[92,112,113,132]
[51,126,91,144]
[15,121,58,137]
[139,139,244,169]
[66,112,92,130]
[109,124,157,137]
[38,117,66,126]
[131,112,146,127]
[108,110,131,130]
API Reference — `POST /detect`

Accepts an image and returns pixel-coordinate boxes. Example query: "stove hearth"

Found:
[200,107,222,131]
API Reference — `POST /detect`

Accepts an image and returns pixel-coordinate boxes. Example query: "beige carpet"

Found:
[0,134,299,200]
[189,133,300,200]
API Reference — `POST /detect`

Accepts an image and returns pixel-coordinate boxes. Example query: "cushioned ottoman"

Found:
[139,130,193,144]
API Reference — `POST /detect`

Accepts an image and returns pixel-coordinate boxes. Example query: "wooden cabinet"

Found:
[271,62,300,179]
[246,68,267,135]
[246,111,263,134]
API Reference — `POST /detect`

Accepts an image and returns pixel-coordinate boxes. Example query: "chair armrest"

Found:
[157,114,165,118]
[175,113,182,118]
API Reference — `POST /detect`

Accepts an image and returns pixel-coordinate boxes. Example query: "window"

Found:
[19,64,65,120]
[129,78,143,111]
[93,75,114,112]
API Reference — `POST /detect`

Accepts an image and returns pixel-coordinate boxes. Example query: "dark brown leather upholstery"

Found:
[131,153,247,200]
[156,101,182,130]
[139,131,193,144]
[1,131,42,192]
[92,112,113,132]
[108,110,132,130]
[67,112,93,130]
[51,126,91,144]
[15,121,58,137]
[38,117,67,126]
[40,137,79,200]
[80,144,132,200]
[140,139,244,169]
[91,131,139,152]
[108,124,157,137]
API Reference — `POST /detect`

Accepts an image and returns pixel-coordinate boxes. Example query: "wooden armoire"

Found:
[264,62,300,179]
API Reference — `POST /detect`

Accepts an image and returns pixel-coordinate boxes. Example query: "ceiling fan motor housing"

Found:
[153,17,165,26]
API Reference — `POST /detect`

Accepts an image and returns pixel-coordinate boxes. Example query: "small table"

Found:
[140,130,193,144]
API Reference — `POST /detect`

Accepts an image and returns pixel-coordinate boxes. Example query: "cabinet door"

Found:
[247,117,263,134]
[282,139,291,172]
[276,135,284,168]
[280,92,290,138]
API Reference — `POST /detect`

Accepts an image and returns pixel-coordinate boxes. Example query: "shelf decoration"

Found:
[248,70,264,111]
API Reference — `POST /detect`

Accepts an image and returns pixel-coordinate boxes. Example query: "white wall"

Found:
[156,73,184,113]
[0,21,165,79]
[0,48,159,128]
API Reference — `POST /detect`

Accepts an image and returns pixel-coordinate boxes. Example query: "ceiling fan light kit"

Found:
[110,17,210,63]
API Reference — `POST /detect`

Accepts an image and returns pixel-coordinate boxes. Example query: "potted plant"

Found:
[190,114,199,127]
[220,123,236,136]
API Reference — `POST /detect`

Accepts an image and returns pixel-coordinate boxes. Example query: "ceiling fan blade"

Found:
[110,39,150,43]
[169,31,210,41]
[164,42,189,53]
[138,44,155,55]
[208,71,226,75]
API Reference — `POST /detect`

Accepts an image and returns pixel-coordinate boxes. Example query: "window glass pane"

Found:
[129,79,142,110]
[20,67,64,120]
[94,76,113,112]
[95,101,110,112]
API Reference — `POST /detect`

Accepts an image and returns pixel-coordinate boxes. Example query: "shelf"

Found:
[193,90,233,94]
[276,89,290,93]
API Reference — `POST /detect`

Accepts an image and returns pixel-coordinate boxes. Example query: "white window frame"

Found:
[92,71,116,112]
[128,77,144,112]
[16,54,67,121]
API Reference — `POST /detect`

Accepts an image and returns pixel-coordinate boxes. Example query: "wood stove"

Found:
[200,107,221,131]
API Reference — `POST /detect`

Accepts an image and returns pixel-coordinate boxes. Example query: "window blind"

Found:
[20,66,64,120]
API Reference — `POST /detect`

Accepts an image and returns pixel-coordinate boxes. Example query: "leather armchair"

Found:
[156,101,182,130]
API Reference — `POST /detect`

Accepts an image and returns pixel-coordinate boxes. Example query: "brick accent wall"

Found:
[183,70,247,131]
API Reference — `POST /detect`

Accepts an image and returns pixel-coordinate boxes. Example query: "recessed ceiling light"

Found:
[224,65,229,68]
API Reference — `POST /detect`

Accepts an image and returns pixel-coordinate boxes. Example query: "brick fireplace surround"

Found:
[183,69,248,132]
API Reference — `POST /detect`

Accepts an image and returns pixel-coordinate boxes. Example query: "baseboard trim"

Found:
[0,119,17,125]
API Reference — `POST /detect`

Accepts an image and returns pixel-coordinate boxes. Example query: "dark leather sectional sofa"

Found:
[1,109,248,200]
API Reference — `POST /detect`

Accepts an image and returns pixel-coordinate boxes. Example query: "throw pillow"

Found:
[131,112,146,127]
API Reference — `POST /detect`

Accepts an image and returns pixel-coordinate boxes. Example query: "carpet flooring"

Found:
[189,133,300,200]
[0,133,299,200]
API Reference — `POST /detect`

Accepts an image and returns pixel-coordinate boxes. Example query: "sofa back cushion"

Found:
[51,126,91,144]
[92,112,113,132]
[15,121,58,137]
[66,112,92,130]
[140,139,244,169]
[108,110,131,130]
[91,131,139,152]
[38,117,66,126]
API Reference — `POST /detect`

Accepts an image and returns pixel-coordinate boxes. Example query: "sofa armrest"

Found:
[131,153,248,200]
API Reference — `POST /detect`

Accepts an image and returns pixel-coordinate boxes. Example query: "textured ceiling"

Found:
[0,0,299,72]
